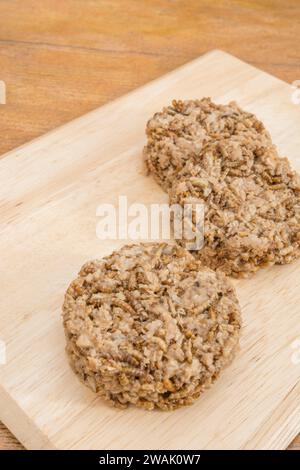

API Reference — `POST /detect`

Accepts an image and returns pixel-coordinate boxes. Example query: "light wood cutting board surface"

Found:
[0,50,300,450]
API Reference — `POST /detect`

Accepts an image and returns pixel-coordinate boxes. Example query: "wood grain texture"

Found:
[0,0,299,451]
[0,423,23,450]
[0,0,300,157]
[0,50,300,450]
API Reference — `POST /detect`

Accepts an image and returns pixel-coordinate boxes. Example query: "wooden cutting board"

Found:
[0,50,300,450]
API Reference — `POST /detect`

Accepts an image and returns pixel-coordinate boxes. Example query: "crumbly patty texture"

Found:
[144,98,272,191]
[62,243,241,410]
[169,138,300,277]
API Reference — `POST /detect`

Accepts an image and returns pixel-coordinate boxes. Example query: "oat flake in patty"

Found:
[170,138,300,277]
[62,243,241,410]
[144,98,272,191]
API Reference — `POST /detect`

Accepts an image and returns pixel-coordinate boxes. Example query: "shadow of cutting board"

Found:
[0,50,300,450]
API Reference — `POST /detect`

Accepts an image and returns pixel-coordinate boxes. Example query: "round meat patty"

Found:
[62,243,241,410]
[169,138,300,277]
[144,98,272,191]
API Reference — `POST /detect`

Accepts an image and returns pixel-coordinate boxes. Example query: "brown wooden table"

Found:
[0,0,299,450]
